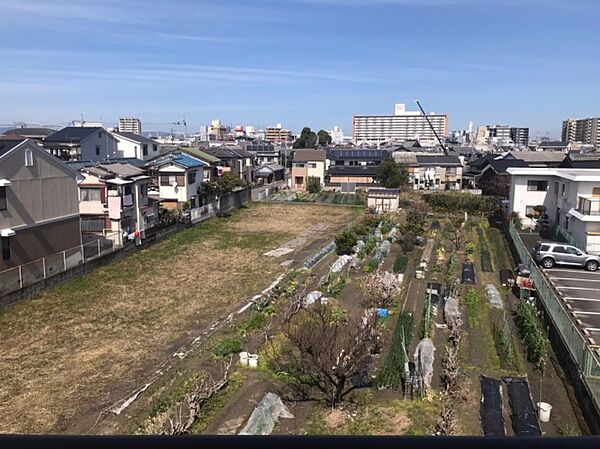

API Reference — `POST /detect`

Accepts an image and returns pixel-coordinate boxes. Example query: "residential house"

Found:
[245,142,281,166]
[560,153,600,169]
[0,138,81,270]
[401,154,462,191]
[291,149,328,190]
[254,163,285,184]
[507,167,600,254]
[203,146,254,183]
[176,147,221,182]
[111,131,160,161]
[77,162,157,244]
[326,149,390,190]
[1,127,55,142]
[44,126,119,161]
[146,151,206,209]
[478,151,565,197]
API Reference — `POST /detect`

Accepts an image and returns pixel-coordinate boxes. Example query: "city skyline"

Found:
[1,0,600,137]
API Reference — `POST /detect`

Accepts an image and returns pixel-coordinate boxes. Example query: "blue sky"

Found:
[1,0,599,138]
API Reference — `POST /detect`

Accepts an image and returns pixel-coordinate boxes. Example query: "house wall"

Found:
[0,216,81,270]
[367,196,399,212]
[78,174,106,216]
[112,134,161,161]
[80,130,120,161]
[0,143,80,230]
[330,175,374,184]
[157,165,203,205]
[509,174,554,228]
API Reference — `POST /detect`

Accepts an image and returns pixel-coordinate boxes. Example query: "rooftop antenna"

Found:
[415,99,448,155]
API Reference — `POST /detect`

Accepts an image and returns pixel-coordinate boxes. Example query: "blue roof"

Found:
[151,151,206,169]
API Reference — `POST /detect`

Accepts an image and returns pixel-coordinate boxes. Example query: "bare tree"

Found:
[271,302,383,408]
[360,270,402,309]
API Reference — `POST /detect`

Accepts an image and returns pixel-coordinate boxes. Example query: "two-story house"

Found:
[44,126,119,161]
[245,142,280,166]
[146,151,206,210]
[0,138,81,270]
[291,149,328,190]
[507,167,600,254]
[203,146,254,183]
[77,162,157,244]
[326,148,390,189]
[110,131,161,161]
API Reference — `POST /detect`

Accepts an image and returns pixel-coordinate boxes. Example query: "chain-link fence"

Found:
[509,222,600,384]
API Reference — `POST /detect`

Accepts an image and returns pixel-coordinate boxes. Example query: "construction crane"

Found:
[415,100,449,155]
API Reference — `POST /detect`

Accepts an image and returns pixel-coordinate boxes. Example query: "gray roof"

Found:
[0,138,26,157]
[113,131,157,145]
[293,149,327,162]
[368,187,400,197]
[256,163,285,174]
[45,126,103,143]
[506,151,565,162]
[327,148,390,160]
[2,127,56,138]
[204,146,254,159]
[415,155,461,166]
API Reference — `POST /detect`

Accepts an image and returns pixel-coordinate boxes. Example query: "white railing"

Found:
[189,203,216,224]
[0,231,122,297]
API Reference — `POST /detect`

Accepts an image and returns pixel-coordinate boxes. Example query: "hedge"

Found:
[425,192,501,215]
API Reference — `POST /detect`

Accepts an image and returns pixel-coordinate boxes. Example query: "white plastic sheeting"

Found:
[414,338,436,389]
[485,284,503,309]
[444,296,461,328]
[239,392,294,435]
[304,291,323,306]
[330,254,353,273]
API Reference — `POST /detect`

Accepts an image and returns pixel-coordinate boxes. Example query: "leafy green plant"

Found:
[393,254,408,274]
[335,228,358,255]
[327,276,347,298]
[360,236,378,258]
[238,313,267,337]
[465,242,476,255]
[463,288,480,328]
[363,258,379,273]
[307,176,322,194]
[424,192,501,215]
[378,313,414,390]
[480,250,493,272]
[212,337,242,357]
[515,300,547,372]
[432,262,442,274]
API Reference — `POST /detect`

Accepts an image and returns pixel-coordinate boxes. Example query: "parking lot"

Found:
[543,267,600,342]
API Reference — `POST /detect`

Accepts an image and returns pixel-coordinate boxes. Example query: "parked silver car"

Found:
[533,241,600,271]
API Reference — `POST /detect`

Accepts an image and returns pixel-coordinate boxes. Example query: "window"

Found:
[554,182,559,195]
[561,183,566,196]
[153,144,158,152]
[25,149,34,167]
[527,180,548,191]
[525,205,540,217]
[539,244,551,252]
[160,175,185,186]
[81,217,106,232]
[0,187,6,211]
[1,237,10,261]
[140,184,148,198]
[552,245,568,254]
[80,188,102,202]
[187,172,196,184]
[308,163,317,168]
[95,146,100,156]
[566,247,582,256]
[98,131,103,138]
[142,144,148,156]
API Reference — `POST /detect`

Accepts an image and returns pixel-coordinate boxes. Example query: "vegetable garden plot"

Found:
[480,376,505,436]
[503,376,541,437]
[461,262,476,284]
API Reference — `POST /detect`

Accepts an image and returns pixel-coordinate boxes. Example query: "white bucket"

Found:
[239,351,249,366]
[248,354,259,369]
[537,402,552,422]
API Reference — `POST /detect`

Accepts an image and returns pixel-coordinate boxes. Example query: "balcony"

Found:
[577,195,600,216]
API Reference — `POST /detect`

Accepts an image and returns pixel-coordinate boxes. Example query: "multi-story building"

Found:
[245,142,280,166]
[265,125,293,144]
[507,167,600,254]
[291,149,328,190]
[486,125,511,145]
[562,117,600,147]
[352,103,448,145]
[326,148,390,189]
[145,151,206,210]
[110,131,160,161]
[77,162,157,244]
[510,127,530,146]
[44,126,119,161]
[0,138,81,270]
[118,117,142,134]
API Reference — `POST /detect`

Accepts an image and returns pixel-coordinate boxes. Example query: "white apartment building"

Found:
[507,167,600,254]
[118,117,142,134]
[352,103,448,145]
[562,117,600,147]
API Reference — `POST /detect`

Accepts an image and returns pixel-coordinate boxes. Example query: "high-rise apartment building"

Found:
[352,103,448,145]
[562,117,600,147]
[510,127,529,146]
[118,117,142,134]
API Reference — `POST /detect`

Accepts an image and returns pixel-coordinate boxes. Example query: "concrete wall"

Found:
[80,130,119,161]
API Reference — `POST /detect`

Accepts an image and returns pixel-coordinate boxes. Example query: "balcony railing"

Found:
[577,196,600,216]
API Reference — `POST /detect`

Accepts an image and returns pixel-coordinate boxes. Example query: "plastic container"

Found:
[248,354,259,369]
[239,351,249,366]
[537,402,552,422]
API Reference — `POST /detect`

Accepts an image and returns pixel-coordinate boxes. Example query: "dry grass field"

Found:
[0,203,358,434]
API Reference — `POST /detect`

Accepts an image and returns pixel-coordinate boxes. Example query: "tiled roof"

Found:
[113,131,157,145]
[293,149,327,162]
[45,126,104,143]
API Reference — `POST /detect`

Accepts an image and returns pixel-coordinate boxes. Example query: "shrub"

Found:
[360,236,378,258]
[335,229,358,255]
[306,176,322,194]
[393,254,408,273]
[212,338,242,357]
[424,192,501,215]
[515,300,547,372]
[400,232,415,253]
[327,276,346,298]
